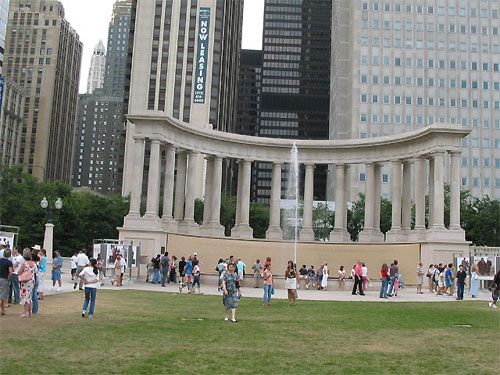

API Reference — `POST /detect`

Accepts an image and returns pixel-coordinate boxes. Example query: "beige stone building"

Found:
[0,77,24,166]
[4,0,82,183]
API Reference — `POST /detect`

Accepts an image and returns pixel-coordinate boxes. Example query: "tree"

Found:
[249,203,269,239]
[220,193,236,236]
[461,195,500,246]
[312,202,333,241]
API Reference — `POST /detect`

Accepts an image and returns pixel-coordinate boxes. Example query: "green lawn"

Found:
[1,290,498,375]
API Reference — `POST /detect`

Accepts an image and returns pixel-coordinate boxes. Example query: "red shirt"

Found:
[381,269,389,278]
[355,264,363,277]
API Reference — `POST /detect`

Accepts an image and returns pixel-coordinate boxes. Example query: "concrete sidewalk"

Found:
[42,270,492,303]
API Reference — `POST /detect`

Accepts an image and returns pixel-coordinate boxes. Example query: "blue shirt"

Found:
[185,261,193,275]
[53,256,63,272]
[39,256,47,272]
[237,261,246,272]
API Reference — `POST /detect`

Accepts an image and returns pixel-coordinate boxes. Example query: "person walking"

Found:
[252,259,262,288]
[338,265,346,291]
[160,252,170,287]
[178,256,187,292]
[445,263,454,296]
[51,250,63,292]
[352,261,364,296]
[285,261,298,306]
[221,263,241,323]
[427,264,435,293]
[470,264,479,298]
[321,263,329,291]
[236,259,246,281]
[79,258,100,318]
[37,249,47,300]
[74,249,89,290]
[151,254,161,284]
[0,249,13,315]
[262,264,273,306]
[189,260,202,294]
[10,246,23,304]
[361,262,369,291]
[416,262,424,294]
[18,251,36,318]
[70,252,77,282]
[30,249,40,315]
[169,256,178,284]
[380,263,389,298]
[456,264,467,300]
[387,260,399,297]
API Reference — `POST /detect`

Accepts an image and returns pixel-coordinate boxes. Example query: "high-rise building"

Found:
[330,0,500,200]
[122,0,244,197]
[86,40,106,94]
[236,0,332,204]
[0,0,9,76]
[72,0,132,194]
[0,77,24,165]
[4,0,82,183]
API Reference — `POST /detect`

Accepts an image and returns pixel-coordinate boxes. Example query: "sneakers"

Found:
[88,315,93,318]
[489,302,493,307]
[493,305,498,309]
[56,288,61,292]
[81,311,85,318]
[73,284,77,289]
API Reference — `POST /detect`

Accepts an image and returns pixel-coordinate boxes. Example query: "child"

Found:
[307,265,315,288]
[489,283,498,309]
[437,267,446,295]
[298,264,308,289]
[394,275,399,296]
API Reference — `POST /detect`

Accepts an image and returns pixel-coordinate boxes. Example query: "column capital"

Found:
[133,137,145,143]
[150,139,161,145]
[449,150,462,156]
[166,144,176,152]
[304,162,315,168]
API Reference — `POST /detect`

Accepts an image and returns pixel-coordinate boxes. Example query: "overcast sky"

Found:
[59,0,264,93]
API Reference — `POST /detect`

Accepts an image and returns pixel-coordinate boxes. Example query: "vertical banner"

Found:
[193,7,211,104]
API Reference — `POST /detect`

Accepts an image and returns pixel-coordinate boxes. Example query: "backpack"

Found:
[433,268,440,282]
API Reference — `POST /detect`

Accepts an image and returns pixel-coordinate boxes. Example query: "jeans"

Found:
[388,275,396,295]
[263,284,272,303]
[152,269,160,283]
[83,287,97,316]
[380,277,389,298]
[161,268,168,286]
[11,274,20,303]
[31,275,39,314]
[457,283,464,300]
[192,275,200,289]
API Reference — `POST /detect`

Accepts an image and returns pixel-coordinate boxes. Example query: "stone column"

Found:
[386,160,403,241]
[432,152,445,229]
[173,152,187,221]
[162,145,176,225]
[43,223,54,263]
[449,151,462,230]
[360,163,379,241]
[144,140,161,220]
[127,138,145,217]
[234,160,243,228]
[232,160,253,238]
[428,157,434,228]
[411,156,427,241]
[401,161,412,232]
[330,164,349,242]
[300,163,315,241]
[210,157,224,232]
[373,163,383,240]
[202,156,215,227]
[184,152,198,225]
[266,162,283,240]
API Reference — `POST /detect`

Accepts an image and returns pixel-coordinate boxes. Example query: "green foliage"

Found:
[249,202,269,238]
[379,197,392,234]
[347,194,365,241]
[194,198,204,225]
[220,193,236,236]
[0,165,129,256]
[312,202,333,241]
[461,194,500,246]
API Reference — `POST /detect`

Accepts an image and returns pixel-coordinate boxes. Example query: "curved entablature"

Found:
[127,114,469,164]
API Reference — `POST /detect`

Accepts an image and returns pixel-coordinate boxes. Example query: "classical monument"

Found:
[118,1,470,283]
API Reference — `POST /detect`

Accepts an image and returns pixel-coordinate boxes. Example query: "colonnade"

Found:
[124,136,464,243]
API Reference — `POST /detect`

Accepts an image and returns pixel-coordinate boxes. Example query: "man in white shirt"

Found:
[74,250,90,290]
[119,256,127,286]
[10,246,24,304]
[70,252,78,282]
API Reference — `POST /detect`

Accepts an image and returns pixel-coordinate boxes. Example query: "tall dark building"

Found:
[236,0,332,203]
[72,0,131,193]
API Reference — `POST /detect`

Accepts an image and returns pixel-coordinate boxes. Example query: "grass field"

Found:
[1,290,498,375]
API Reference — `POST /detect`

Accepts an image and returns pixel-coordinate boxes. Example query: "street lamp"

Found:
[40,197,63,262]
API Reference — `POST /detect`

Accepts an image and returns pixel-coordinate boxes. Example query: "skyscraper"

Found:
[4,0,82,183]
[236,0,332,203]
[86,40,106,94]
[0,0,9,77]
[72,0,132,194]
[122,0,243,197]
[330,0,500,200]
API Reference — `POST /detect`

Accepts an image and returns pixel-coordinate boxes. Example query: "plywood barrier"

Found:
[166,234,421,285]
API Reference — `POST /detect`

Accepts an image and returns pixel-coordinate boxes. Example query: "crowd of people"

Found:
[1,238,499,321]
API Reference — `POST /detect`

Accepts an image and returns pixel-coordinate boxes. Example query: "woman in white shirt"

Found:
[338,265,346,291]
[321,263,329,291]
[79,258,99,318]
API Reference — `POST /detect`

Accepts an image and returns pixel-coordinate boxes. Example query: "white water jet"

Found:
[284,142,300,264]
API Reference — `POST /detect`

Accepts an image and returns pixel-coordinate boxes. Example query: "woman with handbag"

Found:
[262,264,273,306]
[470,264,479,298]
[17,250,36,318]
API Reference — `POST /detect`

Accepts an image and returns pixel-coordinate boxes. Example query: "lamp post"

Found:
[40,197,63,262]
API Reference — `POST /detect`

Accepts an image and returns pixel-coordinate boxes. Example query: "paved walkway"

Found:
[42,271,492,303]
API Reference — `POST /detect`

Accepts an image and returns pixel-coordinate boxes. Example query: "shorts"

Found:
[52,270,61,281]
[71,268,77,275]
[308,276,315,280]
[317,275,323,281]
[0,278,9,300]
[186,274,192,282]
